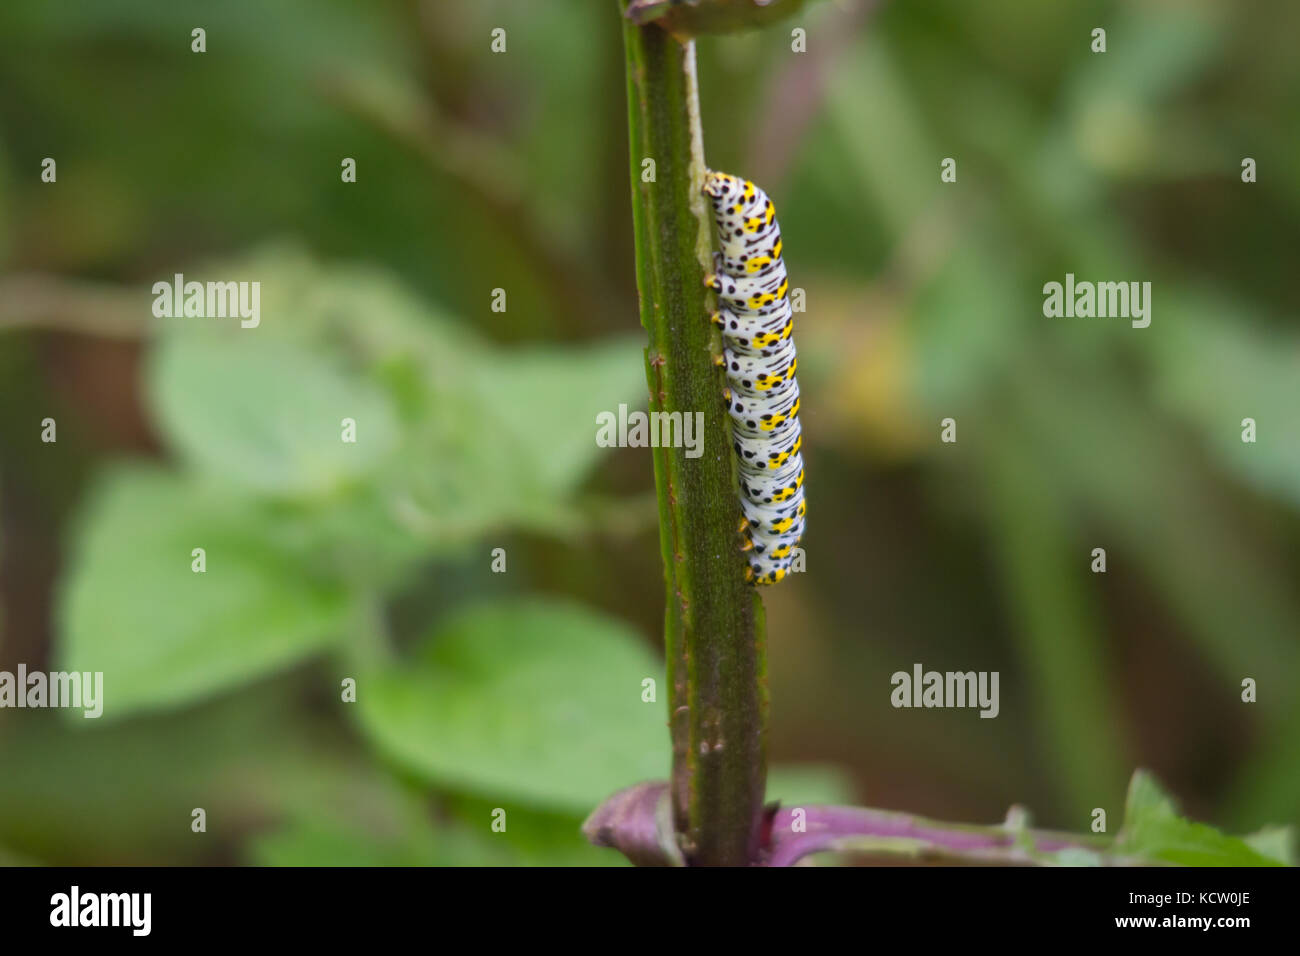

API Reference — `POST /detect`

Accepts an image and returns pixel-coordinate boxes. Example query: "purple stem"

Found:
[584,784,1119,867]
[765,805,1107,867]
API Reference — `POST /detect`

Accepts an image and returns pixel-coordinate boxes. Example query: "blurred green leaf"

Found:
[149,332,400,496]
[249,814,442,867]
[1124,768,1180,822]
[175,247,647,543]
[461,341,648,529]
[354,342,647,545]
[371,339,647,542]
[1045,847,1105,867]
[1117,770,1289,866]
[252,797,626,867]
[442,795,629,866]
[356,597,665,812]
[0,691,384,864]
[1242,825,1297,867]
[58,465,352,717]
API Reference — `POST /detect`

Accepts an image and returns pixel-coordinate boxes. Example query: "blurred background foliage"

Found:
[0,0,1296,865]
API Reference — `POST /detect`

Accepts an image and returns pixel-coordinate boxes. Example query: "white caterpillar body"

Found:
[704,169,805,586]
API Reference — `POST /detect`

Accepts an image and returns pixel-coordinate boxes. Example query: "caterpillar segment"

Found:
[703,169,806,586]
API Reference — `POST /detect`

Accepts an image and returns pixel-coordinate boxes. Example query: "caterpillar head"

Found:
[703,170,740,203]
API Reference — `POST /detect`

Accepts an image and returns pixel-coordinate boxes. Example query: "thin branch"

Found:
[0,275,146,338]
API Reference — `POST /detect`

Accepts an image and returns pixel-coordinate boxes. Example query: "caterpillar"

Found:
[703,169,805,586]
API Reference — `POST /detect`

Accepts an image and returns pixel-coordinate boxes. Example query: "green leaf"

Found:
[251,799,625,867]
[381,337,647,541]
[356,597,666,812]
[466,341,647,525]
[1124,768,1180,822]
[148,331,400,496]
[1046,848,1105,867]
[247,782,472,866]
[1241,826,1297,867]
[58,465,352,717]
[443,796,629,867]
[1117,770,1287,866]
[161,248,647,544]
[0,690,376,864]
[249,815,444,867]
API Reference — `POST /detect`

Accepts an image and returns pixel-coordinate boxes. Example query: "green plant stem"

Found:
[619,4,768,866]
[626,0,811,33]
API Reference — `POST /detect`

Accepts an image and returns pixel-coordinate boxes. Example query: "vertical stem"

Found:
[619,5,768,866]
